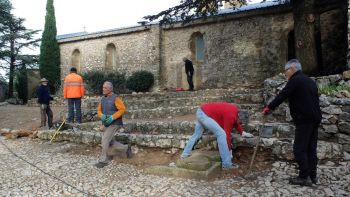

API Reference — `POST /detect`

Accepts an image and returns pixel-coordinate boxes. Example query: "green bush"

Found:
[126,70,154,92]
[15,66,28,104]
[82,71,126,95]
[318,84,350,96]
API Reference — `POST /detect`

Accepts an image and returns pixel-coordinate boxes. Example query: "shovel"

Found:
[247,115,267,175]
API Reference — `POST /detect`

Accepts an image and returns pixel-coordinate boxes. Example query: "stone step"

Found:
[84,90,263,110]
[38,130,342,161]
[71,117,294,138]
[66,103,265,122]
[125,106,198,119]
[121,88,263,100]
[124,103,264,119]
[125,95,229,110]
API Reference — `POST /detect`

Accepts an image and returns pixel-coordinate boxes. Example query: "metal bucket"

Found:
[260,125,273,138]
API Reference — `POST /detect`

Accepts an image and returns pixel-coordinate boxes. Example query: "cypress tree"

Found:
[39,0,60,93]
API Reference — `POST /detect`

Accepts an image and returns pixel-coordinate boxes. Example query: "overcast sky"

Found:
[11,0,183,35]
[11,0,262,35]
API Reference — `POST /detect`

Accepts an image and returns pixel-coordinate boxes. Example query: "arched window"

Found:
[105,43,117,70]
[190,32,205,62]
[195,34,205,61]
[71,49,81,72]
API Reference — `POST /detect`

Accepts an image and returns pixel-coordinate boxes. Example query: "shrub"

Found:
[126,70,154,92]
[318,84,350,96]
[82,70,126,95]
[105,72,127,93]
[15,66,28,104]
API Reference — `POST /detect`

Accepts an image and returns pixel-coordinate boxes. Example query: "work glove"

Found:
[262,106,270,115]
[105,115,114,125]
[100,114,107,122]
[242,131,254,138]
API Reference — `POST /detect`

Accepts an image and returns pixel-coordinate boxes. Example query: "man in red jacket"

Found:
[181,102,253,169]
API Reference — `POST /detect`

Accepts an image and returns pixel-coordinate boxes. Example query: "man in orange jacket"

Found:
[63,67,85,123]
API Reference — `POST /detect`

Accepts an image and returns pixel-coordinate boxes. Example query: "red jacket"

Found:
[201,102,243,149]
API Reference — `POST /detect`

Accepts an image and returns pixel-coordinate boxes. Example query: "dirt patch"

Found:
[0,105,64,130]
[65,144,274,180]
[1,105,274,180]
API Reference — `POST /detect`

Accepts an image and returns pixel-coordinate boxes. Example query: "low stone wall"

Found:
[37,128,343,161]
[264,74,350,153]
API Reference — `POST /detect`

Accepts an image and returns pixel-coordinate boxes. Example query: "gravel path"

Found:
[1,137,349,197]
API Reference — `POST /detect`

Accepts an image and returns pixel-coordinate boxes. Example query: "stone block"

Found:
[337,133,350,144]
[176,155,212,171]
[317,141,342,160]
[339,112,350,122]
[144,162,221,180]
[342,105,350,113]
[321,105,342,115]
[343,144,350,152]
[322,124,338,134]
[342,70,350,80]
[338,122,350,135]
[81,132,96,145]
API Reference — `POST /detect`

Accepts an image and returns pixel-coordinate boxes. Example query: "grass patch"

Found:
[318,84,350,96]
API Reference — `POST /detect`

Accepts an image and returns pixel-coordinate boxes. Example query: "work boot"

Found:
[289,176,312,186]
[94,162,109,168]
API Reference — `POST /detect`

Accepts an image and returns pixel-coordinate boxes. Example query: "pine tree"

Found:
[0,15,40,98]
[39,0,60,94]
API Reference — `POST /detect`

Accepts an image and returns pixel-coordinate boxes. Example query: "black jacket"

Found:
[37,85,53,105]
[268,71,321,124]
[184,59,194,76]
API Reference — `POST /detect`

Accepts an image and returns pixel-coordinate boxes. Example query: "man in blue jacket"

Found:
[37,78,53,129]
[263,59,322,186]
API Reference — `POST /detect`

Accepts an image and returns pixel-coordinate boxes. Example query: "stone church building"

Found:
[57,1,348,91]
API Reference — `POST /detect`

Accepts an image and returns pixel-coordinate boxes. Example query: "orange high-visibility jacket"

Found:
[63,73,85,99]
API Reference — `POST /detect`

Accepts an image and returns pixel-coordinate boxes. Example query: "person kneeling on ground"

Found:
[181,102,254,170]
[94,81,131,168]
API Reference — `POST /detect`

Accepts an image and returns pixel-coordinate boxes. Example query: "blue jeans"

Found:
[181,108,233,168]
[67,98,82,123]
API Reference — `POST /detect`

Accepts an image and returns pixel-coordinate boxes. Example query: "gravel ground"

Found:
[1,137,349,197]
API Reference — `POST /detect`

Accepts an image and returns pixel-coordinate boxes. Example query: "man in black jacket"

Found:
[183,57,194,91]
[263,59,321,186]
[37,78,54,129]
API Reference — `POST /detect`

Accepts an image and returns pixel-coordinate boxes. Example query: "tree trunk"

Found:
[8,39,15,98]
[293,0,319,74]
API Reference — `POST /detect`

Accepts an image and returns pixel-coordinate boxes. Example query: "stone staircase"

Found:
[38,87,344,162]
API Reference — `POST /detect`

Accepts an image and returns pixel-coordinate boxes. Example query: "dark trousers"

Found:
[187,74,194,90]
[293,122,320,179]
[40,104,53,128]
[67,98,82,123]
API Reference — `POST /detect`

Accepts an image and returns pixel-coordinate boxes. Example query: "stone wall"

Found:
[58,4,346,91]
[264,74,350,152]
[162,12,293,89]
[59,26,161,87]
